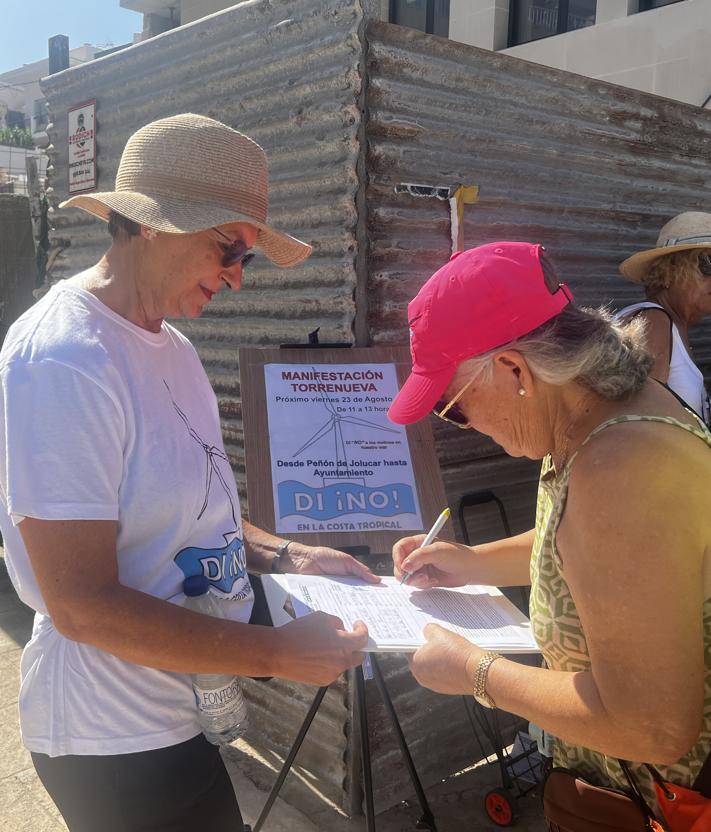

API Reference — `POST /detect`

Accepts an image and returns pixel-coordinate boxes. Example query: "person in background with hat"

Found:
[389,242,711,818]
[0,114,374,832]
[617,211,711,424]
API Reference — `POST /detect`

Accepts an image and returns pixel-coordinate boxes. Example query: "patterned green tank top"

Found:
[529,413,711,806]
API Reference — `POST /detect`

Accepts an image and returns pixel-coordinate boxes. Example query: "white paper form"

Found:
[274,575,538,654]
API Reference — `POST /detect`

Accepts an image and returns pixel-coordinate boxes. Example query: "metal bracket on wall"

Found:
[394,182,479,253]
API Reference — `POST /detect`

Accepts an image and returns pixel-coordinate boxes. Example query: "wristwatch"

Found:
[472,650,502,709]
[270,540,292,573]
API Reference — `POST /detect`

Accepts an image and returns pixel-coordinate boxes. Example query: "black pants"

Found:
[32,734,244,832]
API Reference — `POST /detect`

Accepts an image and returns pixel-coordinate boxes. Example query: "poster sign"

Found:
[68,100,96,193]
[264,363,423,535]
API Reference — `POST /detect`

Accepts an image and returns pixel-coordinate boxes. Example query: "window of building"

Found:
[33,99,48,131]
[389,0,450,38]
[638,0,683,10]
[508,0,596,46]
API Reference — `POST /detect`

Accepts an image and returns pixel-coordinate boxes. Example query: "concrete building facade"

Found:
[499,0,711,108]
[0,45,100,141]
[121,0,710,107]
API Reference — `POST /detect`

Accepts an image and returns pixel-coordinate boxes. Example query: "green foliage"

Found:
[0,127,34,148]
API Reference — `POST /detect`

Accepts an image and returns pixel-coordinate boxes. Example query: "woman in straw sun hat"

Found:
[618,211,711,424]
[0,114,376,832]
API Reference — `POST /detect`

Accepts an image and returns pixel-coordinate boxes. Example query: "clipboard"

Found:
[259,573,539,654]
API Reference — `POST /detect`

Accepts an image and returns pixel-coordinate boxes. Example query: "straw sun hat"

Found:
[59,113,311,268]
[620,211,711,283]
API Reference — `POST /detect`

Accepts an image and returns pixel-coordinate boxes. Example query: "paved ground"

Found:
[0,552,545,831]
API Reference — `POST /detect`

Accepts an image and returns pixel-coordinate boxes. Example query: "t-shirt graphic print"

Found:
[166,381,251,601]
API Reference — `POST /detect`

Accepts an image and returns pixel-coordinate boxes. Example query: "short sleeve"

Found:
[0,359,125,525]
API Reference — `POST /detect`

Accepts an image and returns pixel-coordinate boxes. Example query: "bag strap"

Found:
[692,751,711,798]
[618,760,658,824]
[641,752,711,800]
[642,750,711,799]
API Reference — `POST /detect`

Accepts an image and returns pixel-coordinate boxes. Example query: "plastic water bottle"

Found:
[183,575,248,745]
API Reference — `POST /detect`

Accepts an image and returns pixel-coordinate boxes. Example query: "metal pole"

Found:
[557,0,570,34]
[252,685,329,832]
[371,656,437,831]
[425,0,436,34]
[355,666,376,831]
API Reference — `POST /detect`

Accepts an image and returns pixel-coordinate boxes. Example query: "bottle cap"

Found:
[183,575,210,597]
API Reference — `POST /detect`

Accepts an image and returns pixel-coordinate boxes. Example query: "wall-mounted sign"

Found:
[68,100,96,194]
[264,362,423,535]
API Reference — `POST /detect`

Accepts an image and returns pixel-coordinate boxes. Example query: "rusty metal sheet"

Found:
[40,0,369,495]
[364,19,711,517]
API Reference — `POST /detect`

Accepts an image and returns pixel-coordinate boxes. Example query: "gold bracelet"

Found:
[473,650,502,709]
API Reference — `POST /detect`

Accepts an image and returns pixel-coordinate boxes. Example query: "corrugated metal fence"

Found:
[365,20,711,546]
[38,0,711,817]
[42,0,374,504]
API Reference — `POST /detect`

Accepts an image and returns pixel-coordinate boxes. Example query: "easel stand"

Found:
[253,655,437,832]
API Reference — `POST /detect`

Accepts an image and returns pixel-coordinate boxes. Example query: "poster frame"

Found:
[240,345,450,562]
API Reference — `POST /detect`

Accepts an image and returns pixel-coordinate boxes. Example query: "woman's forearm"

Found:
[61,583,279,677]
[243,520,282,573]
[468,529,534,586]
[478,656,691,764]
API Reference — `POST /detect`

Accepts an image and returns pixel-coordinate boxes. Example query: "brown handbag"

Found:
[542,766,664,832]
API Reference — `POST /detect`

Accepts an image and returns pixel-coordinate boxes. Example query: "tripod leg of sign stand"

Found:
[491,709,514,791]
[252,685,329,832]
[370,655,437,832]
[355,665,376,832]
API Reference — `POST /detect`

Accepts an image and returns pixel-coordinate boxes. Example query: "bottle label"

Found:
[193,678,243,718]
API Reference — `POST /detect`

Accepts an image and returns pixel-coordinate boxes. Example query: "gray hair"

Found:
[454,304,653,400]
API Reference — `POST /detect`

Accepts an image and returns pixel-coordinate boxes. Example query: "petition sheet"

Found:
[284,575,538,653]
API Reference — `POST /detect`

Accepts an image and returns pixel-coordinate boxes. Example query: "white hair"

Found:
[454,305,652,400]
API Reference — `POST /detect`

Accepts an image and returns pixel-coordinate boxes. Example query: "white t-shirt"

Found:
[0,280,254,757]
[617,301,710,425]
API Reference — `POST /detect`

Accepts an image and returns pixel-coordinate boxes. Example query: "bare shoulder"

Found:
[565,417,711,552]
[633,307,672,337]
[631,306,670,322]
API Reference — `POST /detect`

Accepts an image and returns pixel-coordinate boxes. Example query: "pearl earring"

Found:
[144,228,158,240]
[518,388,526,397]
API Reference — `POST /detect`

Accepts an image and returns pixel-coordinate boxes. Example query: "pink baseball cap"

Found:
[388,242,573,425]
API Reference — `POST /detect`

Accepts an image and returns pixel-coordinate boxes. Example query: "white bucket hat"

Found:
[59,113,311,268]
[620,211,711,283]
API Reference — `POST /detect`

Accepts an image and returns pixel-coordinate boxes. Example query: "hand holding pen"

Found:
[399,507,451,586]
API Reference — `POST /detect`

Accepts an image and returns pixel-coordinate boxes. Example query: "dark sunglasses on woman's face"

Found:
[432,377,475,428]
[214,229,255,270]
[432,399,469,427]
[698,253,711,277]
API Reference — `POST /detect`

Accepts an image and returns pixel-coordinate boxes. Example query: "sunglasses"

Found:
[432,377,475,429]
[214,228,256,270]
[699,253,711,277]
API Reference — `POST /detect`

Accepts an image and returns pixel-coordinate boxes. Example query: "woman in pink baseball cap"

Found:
[389,242,711,824]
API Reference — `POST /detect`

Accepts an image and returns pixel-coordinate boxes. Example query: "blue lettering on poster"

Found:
[278,481,416,520]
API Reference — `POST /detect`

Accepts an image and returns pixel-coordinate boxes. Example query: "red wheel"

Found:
[484,788,516,826]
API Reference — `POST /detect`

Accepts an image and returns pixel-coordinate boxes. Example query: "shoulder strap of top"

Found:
[618,302,674,366]
[568,411,711,469]
[617,301,668,318]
